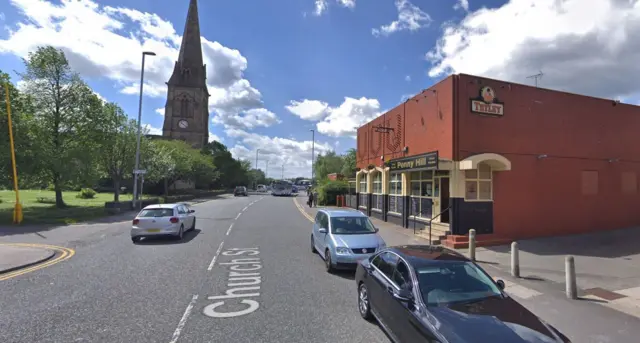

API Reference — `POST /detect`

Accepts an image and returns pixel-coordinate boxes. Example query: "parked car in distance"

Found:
[311,208,386,273]
[257,184,267,192]
[131,203,196,243]
[355,245,571,343]
[234,186,248,196]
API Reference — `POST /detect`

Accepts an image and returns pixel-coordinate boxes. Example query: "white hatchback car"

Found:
[131,203,196,243]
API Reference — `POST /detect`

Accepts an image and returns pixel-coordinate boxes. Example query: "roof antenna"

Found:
[526,70,544,88]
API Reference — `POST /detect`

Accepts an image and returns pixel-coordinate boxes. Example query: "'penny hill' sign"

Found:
[389,151,438,171]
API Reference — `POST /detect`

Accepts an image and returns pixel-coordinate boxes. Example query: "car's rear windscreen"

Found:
[138,209,174,217]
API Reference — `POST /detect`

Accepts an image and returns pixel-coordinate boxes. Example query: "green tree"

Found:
[313,151,344,180]
[341,148,356,177]
[0,70,42,190]
[19,46,105,207]
[97,103,138,201]
[141,138,176,195]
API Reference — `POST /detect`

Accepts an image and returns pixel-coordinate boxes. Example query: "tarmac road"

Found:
[0,194,390,343]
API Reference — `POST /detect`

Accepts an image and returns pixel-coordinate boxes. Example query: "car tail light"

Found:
[132,219,139,225]
[170,217,179,223]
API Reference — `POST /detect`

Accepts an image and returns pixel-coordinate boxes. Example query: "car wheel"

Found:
[358,283,373,320]
[311,235,317,253]
[191,218,196,230]
[325,250,334,273]
[131,237,141,244]
[176,225,184,240]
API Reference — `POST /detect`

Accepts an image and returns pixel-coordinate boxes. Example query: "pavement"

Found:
[294,198,640,343]
[1,193,639,342]
[0,244,56,274]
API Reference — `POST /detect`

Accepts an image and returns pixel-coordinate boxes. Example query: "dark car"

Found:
[234,186,248,196]
[355,245,571,343]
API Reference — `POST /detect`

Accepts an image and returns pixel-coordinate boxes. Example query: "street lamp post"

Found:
[266,160,269,179]
[132,51,156,210]
[254,149,260,189]
[309,129,315,183]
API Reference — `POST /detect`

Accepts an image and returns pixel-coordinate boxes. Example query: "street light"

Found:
[133,51,156,209]
[254,149,261,189]
[309,129,315,183]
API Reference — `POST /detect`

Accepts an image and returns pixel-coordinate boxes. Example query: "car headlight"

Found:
[336,247,351,255]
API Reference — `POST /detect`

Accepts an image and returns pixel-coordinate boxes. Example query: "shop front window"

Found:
[465,163,492,201]
[410,170,434,218]
[372,172,382,194]
[388,173,402,213]
[359,174,368,193]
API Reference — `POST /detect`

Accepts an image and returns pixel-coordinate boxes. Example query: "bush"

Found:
[76,188,97,199]
[317,180,349,206]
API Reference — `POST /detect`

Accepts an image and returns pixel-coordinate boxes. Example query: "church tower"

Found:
[162,0,209,149]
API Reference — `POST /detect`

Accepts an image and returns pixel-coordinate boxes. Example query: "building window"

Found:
[388,173,402,214]
[622,172,637,194]
[581,170,598,195]
[359,174,368,193]
[410,170,434,218]
[390,173,402,195]
[372,172,382,194]
[465,163,492,201]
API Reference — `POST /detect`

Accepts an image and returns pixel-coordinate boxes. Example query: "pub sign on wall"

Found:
[388,151,439,171]
[471,86,504,117]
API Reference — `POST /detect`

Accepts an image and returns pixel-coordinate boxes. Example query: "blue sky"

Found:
[0,0,637,177]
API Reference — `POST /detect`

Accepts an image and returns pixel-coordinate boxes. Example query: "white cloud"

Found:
[427,0,640,99]
[212,107,281,130]
[285,99,330,121]
[94,91,107,103]
[0,12,6,21]
[208,132,222,143]
[313,0,355,16]
[227,129,332,178]
[317,97,381,138]
[405,75,411,82]
[142,123,161,135]
[0,0,266,129]
[286,96,382,137]
[372,0,432,37]
[155,108,164,116]
[454,0,469,12]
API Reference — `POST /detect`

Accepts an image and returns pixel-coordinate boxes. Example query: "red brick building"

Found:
[353,73,640,247]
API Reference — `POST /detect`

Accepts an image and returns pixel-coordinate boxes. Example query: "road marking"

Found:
[0,243,75,281]
[235,212,241,220]
[207,242,225,271]
[292,197,314,222]
[242,206,248,212]
[226,223,234,236]
[169,294,199,343]
[204,248,262,318]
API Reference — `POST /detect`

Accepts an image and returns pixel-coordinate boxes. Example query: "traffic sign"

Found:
[134,169,147,174]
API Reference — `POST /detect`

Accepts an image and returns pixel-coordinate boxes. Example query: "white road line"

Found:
[169,294,199,343]
[207,242,225,271]
[235,212,241,220]
[226,223,234,236]
[242,206,248,212]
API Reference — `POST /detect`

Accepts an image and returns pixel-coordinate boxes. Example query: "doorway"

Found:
[440,178,450,223]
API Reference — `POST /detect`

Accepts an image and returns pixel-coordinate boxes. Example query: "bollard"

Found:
[468,229,476,261]
[511,241,520,278]
[565,255,577,299]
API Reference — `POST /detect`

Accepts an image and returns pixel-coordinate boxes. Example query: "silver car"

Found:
[131,203,196,243]
[311,208,386,273]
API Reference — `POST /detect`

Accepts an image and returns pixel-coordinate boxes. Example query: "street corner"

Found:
[0,243,75,281]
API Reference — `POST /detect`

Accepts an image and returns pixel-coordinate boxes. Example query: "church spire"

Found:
[177,0,203,68]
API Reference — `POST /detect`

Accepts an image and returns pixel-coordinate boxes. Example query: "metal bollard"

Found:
[511,241,520,278]
[468,229,476,261]
[565,255,577,299]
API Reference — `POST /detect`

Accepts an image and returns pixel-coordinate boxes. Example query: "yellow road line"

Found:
[0,243,75,281]
[292,197,314,222]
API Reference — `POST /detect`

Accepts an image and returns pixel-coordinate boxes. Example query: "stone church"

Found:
[162,0,209,149]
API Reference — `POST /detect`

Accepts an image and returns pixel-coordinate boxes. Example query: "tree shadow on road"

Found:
[133,229,202,245]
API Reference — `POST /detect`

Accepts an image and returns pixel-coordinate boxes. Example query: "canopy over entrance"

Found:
[459,153,511,171]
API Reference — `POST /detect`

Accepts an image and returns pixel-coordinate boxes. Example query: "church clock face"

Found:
[178,119,189,129]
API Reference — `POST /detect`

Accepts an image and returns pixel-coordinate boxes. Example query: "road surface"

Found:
[0,194,390,343]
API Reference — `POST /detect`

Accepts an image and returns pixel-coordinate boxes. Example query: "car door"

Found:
[184,205,195,227]
[368,252,399,329]
[318,213,330,252]
[388,260,433,342]
[313,212,323,250]
[176,205,188,226]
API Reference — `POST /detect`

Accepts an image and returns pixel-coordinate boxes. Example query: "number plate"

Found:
[146,229,161,233]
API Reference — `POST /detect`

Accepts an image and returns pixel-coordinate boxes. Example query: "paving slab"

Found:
[0,244,56,274]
